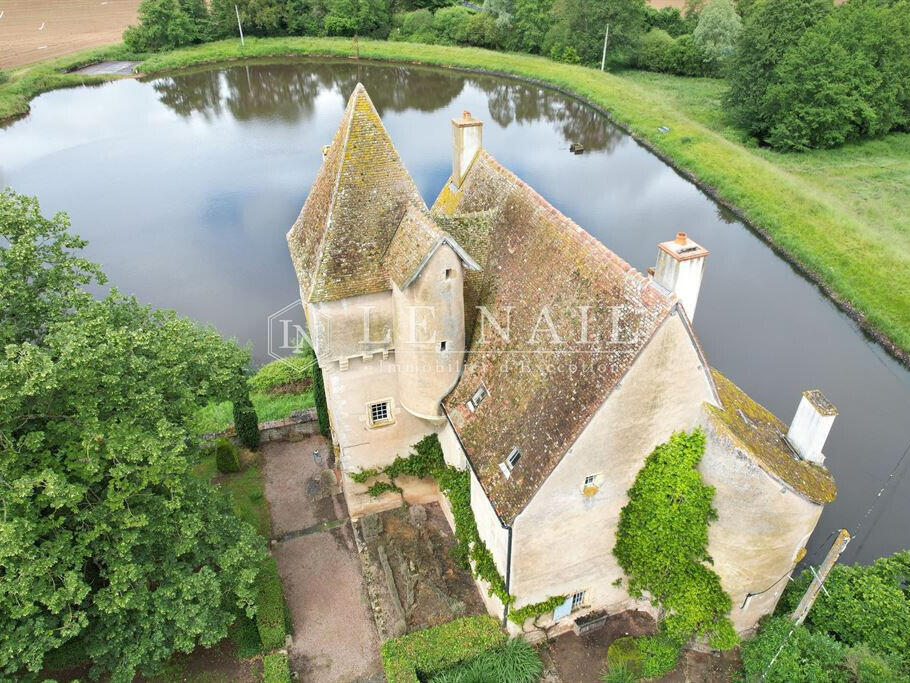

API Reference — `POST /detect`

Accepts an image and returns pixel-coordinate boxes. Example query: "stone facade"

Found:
[287,84,837,640]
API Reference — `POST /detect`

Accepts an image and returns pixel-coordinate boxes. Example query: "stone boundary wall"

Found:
[202,408,320,447]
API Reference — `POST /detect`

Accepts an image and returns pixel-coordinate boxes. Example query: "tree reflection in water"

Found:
[150,60,619,152]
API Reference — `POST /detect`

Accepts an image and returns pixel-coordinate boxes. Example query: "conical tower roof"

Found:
[287,83,425,303]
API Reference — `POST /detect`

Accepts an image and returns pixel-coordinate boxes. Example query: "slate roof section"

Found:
[287,83,425,303]
[385,205,481,290]
[706,370,837,505]
[434,150,675,524]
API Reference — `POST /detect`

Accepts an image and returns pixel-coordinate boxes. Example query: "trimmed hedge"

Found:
[310,352,331,437]
[263,651,292,682]
[256,556,289,650]
[215,436,241,473]
[233,389,261,450]
[380,615,506,683]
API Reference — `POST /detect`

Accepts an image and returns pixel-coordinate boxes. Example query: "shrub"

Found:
[215,437,241,473]
[209,0,287,37]
[645,6,693,36]
[605,636,642,677]
[310,353,330,437]
[255,557,288,650]
[263,652,292,682]
[844,644,903,683]
[741,616,845,683]
[400,8,434,41]
[432,6,473,44]
[379,615,506,682]
[633,28,674,72]
[233,390,261,450]
[666,34,715,77]
[0,71,8,85]
[429,638,542,683]
[249,355,313,393]
[692,0,741,65]
[602,663,637,683]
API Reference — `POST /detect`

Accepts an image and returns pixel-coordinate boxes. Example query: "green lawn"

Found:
[192,390,315,435]
[3,38,909,361]
[194,450,271,538]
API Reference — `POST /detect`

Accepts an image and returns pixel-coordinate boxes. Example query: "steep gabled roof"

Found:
[435,151,674,524]
[287,83,425,303]
[385,205,481,290]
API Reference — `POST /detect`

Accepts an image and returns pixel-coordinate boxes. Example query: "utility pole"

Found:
[600,24,609,71]
[790,529,851,625]
[235,4,245,47]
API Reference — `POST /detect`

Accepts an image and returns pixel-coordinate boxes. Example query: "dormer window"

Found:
[506,447,522,469]
[468,384,488,412]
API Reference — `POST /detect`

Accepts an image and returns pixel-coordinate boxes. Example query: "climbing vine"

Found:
[353,435,514,606]
[612,429,738,677]
[508,595,566,627]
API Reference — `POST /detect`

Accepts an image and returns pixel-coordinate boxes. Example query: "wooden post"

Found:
[790,529,851,625]
[600,24,609,71]
[235,4,245,47]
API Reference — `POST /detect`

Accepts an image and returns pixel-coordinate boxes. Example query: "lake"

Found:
[2,60,908,565]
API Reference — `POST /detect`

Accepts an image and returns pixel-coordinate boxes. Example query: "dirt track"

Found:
[0,0,141,69]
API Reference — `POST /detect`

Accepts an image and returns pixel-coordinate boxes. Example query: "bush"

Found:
[741,616,845,683]
[379,615,506,682]
[633,28,674,72]
[844,644,903,683]
[249,355,313,392]
[399,8,434,41]
[605,636,642,677]
[645,6,693,37]
[233,389,261,450]
[602,663,637,683]
[123,0,210,52]
[429,638,542,683]
[432,6,473,44]
[0,71,8,85]
[263,652,292,682]
[215,437,241,473]
[667,33,715,76]
[255,557,289,650]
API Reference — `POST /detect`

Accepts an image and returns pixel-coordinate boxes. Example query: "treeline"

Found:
[124,0,910,151]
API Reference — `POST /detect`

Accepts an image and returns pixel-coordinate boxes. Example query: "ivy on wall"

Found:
[612,429,738,677]
[353,435,514,607]
[507,595,567,627]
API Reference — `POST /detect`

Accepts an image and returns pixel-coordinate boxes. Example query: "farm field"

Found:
[0,0,140,68]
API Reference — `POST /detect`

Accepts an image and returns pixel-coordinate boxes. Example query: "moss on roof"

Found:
[707,369,836,505]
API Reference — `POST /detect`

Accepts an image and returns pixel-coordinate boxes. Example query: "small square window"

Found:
[571,591,585,611]
[439,340,447,352]
[506,447,522,469]
[445,268,454,279]
[369,400,391,425]
[584,475,596,487]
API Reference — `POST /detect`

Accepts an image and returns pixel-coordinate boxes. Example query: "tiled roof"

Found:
[706,370,837,505]
[287,83,425,303]
[434,151,674,524]
[385,205,482,290]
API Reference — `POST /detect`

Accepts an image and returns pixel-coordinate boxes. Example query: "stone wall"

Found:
[203,408,321,446]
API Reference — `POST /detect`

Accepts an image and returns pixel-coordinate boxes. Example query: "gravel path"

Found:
[263,437,382,682]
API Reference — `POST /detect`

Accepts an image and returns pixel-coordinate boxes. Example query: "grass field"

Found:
[0,0,141,68]
[2,37,909,363]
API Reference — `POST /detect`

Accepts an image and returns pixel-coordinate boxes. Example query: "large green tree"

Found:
[725,0,832,138]
[545,0,647,65]
[0,193,266,680]
[692,0,741,65]
[123,0,211,51]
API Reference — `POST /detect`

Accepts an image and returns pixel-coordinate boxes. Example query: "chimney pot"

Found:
[787,390,837,465]
[652,233,709,322]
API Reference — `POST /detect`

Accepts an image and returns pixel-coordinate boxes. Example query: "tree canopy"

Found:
[0,191,266,680]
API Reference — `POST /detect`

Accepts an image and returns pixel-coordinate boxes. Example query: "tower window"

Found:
[440,340,447,352]
[445,268,454,279]
[584,475,596,487]
[368,400,391,425]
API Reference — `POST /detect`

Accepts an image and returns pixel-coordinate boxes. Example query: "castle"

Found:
[286,84,837,637]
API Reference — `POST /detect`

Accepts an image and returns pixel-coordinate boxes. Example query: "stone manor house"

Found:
[286,84,837,637]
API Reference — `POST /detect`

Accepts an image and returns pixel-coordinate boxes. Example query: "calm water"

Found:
[2,60,908,565]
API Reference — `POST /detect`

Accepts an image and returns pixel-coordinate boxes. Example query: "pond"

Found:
[2,60,908,565]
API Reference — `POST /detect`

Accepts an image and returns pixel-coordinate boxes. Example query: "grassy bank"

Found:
[3,37,909,362]
[192,390,315,435]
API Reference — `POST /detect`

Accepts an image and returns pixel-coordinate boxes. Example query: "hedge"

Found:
[263,651,293,682]
[256,556,289,650]
[379,615,506,683]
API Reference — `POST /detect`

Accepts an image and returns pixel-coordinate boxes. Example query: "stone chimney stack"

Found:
[787,390,838,465]
[652,232,709,322]
[452,110,483,188]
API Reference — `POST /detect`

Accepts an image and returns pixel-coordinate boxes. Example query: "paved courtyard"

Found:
[262,436,382,683]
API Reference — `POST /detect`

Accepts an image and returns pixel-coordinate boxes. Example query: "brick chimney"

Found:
[652,232,709,322]
[452,110,482,188]
[787,390,838,465]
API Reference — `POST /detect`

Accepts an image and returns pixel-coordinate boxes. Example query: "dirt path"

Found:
[0,0,141,69]
[262,437,382,683]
